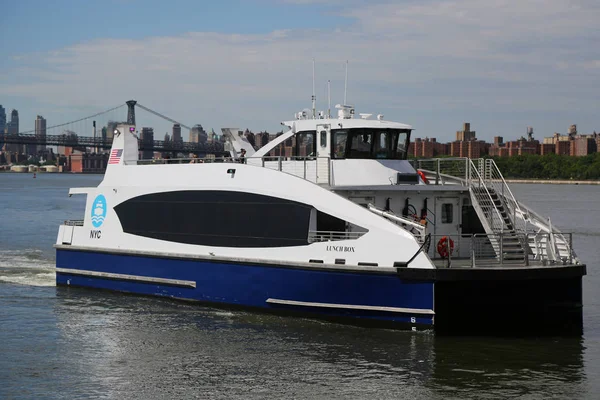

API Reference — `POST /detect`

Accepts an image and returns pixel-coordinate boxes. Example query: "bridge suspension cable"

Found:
[16,104,126,135]
[135,103,192,131]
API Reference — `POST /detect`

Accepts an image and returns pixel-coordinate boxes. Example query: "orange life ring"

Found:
[417,170,429,184]
[436,236,454,259]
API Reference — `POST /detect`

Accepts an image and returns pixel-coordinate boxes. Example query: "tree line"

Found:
[490,153,600,180]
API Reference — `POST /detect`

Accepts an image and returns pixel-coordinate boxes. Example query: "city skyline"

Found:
[1,0,599,140]
[1,101,597,147]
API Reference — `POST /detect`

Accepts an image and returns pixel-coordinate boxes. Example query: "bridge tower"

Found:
[126,100,137,125]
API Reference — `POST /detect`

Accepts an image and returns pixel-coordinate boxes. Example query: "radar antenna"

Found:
[312,59,316,119]
[344,60,348,105]
[327,80,331,119]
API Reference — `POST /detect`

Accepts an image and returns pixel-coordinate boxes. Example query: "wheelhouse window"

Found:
[394,130,409,159]
[332,130,348,159]
[295,131,316,157]
[349,131,373,158]
[330,128,411,160]
[374,131,389,159]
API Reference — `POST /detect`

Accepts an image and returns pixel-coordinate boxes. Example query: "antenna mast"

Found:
[327,80,331,118]
[312,59,316,119]
[344,60,348,105]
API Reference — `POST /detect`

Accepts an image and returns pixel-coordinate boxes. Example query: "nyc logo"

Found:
[91,195,107,228]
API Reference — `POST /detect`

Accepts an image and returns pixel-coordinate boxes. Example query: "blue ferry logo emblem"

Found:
[91,195,107,228]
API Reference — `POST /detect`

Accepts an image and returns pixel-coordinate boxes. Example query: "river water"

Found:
[0,173,598,399]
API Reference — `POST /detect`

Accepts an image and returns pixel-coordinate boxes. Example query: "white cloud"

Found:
[2,0,599,139]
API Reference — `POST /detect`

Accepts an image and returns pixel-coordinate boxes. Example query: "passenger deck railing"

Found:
[137,156,331,185]
[410,158,470,186]
[137,156,231,165]
[425,232,577,267]
[411,157,577,263]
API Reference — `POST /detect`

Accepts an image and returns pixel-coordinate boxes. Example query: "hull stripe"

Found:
[266,298,435,315]
[56,267,196,288]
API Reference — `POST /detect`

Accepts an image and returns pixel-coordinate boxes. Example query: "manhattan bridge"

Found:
[0,101,225,156]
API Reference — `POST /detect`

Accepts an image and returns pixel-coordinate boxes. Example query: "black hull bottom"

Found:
[434,276,583,336]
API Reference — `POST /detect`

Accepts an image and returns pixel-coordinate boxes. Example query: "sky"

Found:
[1,0,599,142]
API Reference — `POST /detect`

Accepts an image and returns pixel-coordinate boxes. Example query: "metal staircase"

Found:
[411,157,579,265]
[467,158,577,264]
[469,186,527,262]
[468,171,527,263]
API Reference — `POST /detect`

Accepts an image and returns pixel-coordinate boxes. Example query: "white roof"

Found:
[283,118,412,132]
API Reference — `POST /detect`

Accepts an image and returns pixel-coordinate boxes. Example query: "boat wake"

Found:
[0,249,55,287]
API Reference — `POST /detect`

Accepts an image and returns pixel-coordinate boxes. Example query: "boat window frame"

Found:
[294,130,316,157]
[331,129,349,159]
[329,128,412,160]
[441,203,454,224]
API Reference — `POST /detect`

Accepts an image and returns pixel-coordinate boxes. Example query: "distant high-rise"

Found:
[140,127,154,160]
[456,122,476,141]
[0,105,6,149]
[172,124,182,144]
[7,109,19,134]
[35,115,47,154]
[6,109,19,153]
[0,105,6,132]
[190,124,207,143]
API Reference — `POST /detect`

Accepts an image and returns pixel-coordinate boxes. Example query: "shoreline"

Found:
[505,179,600,185]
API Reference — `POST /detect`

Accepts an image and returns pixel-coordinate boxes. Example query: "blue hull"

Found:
[56,249,435,329]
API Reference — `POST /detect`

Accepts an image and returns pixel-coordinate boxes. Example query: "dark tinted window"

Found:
[114,191,312,248]
[442,203,453,224]
[349,131,373,158]
[332,130,348,159]
[330,128,411,160]
[295,130,316,157]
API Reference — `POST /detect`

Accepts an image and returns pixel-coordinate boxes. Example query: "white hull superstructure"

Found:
[55,101,585,334]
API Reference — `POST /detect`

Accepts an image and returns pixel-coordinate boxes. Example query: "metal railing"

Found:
[137,155,332,185]
[477,159,526,234]
[248,156,331,185]
[137,156,234,165]
[410,158,470,185]
[517,200,578,263]
[308,230,366,243]
[412,157,578,263]
[367,203,427,243]
[466,159,508,236]
[425,232,576,267]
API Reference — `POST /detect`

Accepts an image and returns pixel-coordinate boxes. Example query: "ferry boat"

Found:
[55,102,586,335]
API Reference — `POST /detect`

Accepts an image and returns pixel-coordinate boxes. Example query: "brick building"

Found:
[540,143,555,155]
[571,136,597,156]
[68,153,108,173]
[555,140,571,155]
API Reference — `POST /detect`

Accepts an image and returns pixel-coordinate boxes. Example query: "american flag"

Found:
[108,149,123,164]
